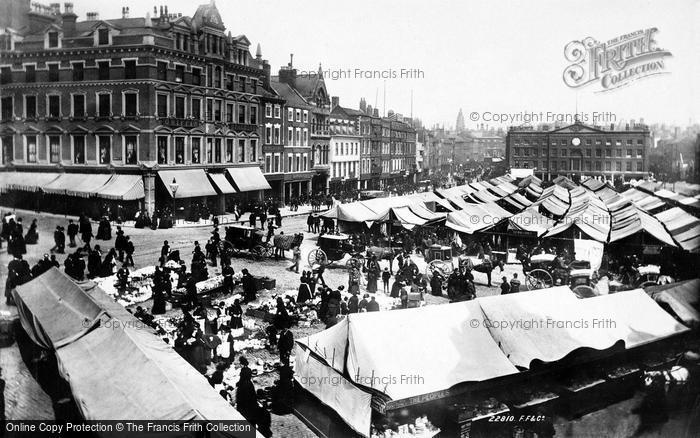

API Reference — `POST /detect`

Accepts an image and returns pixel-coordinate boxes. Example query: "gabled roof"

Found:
[269,80,313,110]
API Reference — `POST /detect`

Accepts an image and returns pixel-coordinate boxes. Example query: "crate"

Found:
[263,278,276,290]
[253,275,265,291]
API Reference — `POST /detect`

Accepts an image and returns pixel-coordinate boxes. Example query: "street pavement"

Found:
[0,208,526,432]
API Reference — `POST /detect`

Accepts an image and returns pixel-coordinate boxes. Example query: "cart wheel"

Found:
[252,245,265,261]
[261,244,274,258]
[346,257,362,270]
[572,285,596,298]
[526,269,553,290]
[308,249,327,267]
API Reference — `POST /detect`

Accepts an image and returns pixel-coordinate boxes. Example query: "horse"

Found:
[273,233,304,258]
[458,255,504,287]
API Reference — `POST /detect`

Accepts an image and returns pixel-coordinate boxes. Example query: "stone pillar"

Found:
[143,172,156,216]
[279,181,286,206]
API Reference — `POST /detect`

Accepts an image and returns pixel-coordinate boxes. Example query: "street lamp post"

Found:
[170,178,179,226]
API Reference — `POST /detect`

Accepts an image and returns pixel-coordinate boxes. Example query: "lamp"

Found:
[170,178,179,225]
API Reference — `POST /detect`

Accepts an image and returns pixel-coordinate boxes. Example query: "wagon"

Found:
[523,253,595,293]
[308,234,364,269]
[219,225,273,261]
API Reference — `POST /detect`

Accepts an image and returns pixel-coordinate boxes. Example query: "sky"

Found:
[70,0,699,129]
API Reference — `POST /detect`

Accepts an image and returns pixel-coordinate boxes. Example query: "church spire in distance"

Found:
[456,108,465,132]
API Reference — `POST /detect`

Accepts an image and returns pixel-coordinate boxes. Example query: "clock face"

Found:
[571,137,581,146]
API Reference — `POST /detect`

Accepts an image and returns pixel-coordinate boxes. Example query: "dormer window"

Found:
[48,32,59,48]
[98,28,109,45]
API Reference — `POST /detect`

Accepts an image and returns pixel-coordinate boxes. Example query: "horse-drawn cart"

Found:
[308,234,365,269]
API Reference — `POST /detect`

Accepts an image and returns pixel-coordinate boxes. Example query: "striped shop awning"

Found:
[43,173,112,198]
[96,174,145,201]
[208,173,237,195]
[0,172,62,193]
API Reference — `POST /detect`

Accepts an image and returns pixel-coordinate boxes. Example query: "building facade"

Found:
[506,121,651,180]
[0,1,271,218]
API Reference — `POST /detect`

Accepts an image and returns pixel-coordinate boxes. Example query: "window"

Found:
[124,92,138,117]
[595,149,602,157]
[637,149,643,157]
[48,136,61,163]
[615,161,622,171]
[191,138,201,163]
[157,94,168,118]
[274,154,280,172]
[637,139,643,145]
[214,100,222,122]
[26,135,37,163]
[192,99,201,119]
[98,61,110,80]
[226,74,234,91]
[238,139,246,162]
[175,96,185,119]
[265,153,272,173]
[249,139,257,162]
[48,63,59,82]
[303,129,308,146]
[157,61,167,81]
[72,94,84,118]
[98,93,111,118]
[124,60,136,79]
[595,161,602,171]
[157,137,168,164]
[616,149,622,157]
[238,104,246,124]
[303,110,308,123]
[226,139,234,162]
[192,68,201,86]
[73,136,85,164]
[274,125,281,144]
[238,76,246,92]
[605,162,611,171]
[295,109,301,122]
[605,149,611,158]
[48,31,59,48]
[174,137,185,164]
[0,67,11,85]
[250,106,257,125]
[560,149,566,156]
[206,138,212,162]
[98,28,109,45]
[25,65,35,82]
[288,127,293,144]
[265,104,272,118]
[288,108,293,121]
[585,148,591,157]
[226,103,234,123]
[25,96,36,119]
[72,62,84,81]
[626,149,632,158]
[1,97,12,121]
[265,125,272,144]
[626,161,632,171]
[206,99,213,121]
[274,105,280,118]
[125,136,137,164]
[288,154,293,172]
[636,161,642,171]
[175,65,184,83]
[99,136,111,164]
[48,95,60,118]
[214,138,222,162]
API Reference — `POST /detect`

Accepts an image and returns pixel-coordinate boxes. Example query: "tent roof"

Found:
[13,268,105,349]
[478,287,626,369]
[446,202,512,234]
[508,206,556,236]
[298,300,519,401]
[647,279,700,327]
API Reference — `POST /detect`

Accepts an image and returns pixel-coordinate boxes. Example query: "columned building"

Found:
[506,120,651,181]
[0,1,270,219]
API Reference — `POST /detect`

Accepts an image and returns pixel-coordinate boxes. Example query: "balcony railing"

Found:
[228,123,258,132]
[159,117,201,128]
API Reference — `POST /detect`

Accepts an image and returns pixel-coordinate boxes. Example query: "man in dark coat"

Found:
[241,269,257,303]
[500,276,510,295]
[277,327,294,368]
[124,236,135,267]
[6,254,31,305]
[348,293,359,313]
[509,273,521,293]
[67,219,79,247]
[115,226,126,261]
[366,296,380,312]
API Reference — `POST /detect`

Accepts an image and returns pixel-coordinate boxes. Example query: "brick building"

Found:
[0,0,271,219]
[506,121,651,181]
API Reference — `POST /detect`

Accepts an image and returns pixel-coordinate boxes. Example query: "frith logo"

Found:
[563,28,672,92]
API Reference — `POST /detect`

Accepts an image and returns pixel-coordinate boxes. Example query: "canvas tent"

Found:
[647,279,700,327]
[13,269,251,428]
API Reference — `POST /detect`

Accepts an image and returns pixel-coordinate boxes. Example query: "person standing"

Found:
[259,208,267,230]
[222,261,235,294]
[382,268,391,294]
[509,273,521,293]
[51,226,65,254]
[366,296,380,312]
[241,269,257,303]
[500,276,510,295]
[288,245,301,273]
[67,219,79,248]
[278,327,294,368]
[307,213,314,233]
[115,226,126,262]
[275,210,283,228]
[366,255,380,293]
[124,236,135,267]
